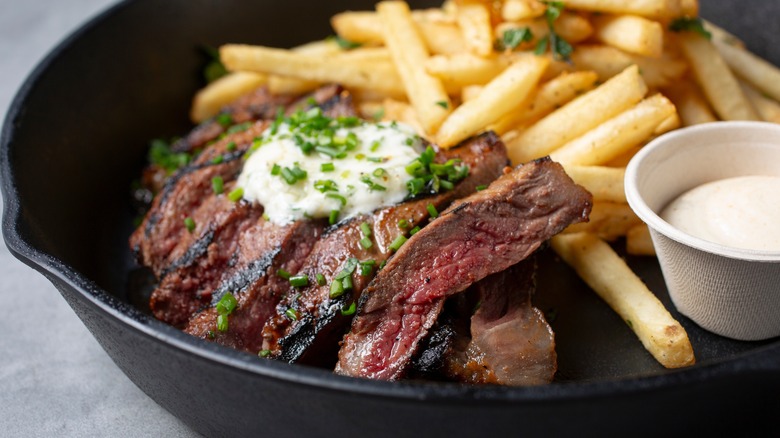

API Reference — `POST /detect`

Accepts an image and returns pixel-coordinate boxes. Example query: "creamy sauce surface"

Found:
[660,175,780,251]
[238,119,422,224]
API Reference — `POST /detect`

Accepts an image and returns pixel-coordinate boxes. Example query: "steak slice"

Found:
[184,219,324,351]
[261,132,509,366]
[335,158,592,380]
[442,257,557,385]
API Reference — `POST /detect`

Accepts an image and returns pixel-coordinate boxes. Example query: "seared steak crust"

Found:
[335,158,592,380]
[262,133,509,367]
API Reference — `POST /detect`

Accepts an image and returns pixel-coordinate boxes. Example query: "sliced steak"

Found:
[443,258,557,385]
[184,219,324,351]
[262,132,509,366]
[335,158,592,380]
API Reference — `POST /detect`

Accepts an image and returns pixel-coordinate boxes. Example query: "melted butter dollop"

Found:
[238,115,422,224]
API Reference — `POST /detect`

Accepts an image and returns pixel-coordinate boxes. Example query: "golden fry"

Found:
[626,223,656,256]
[713,38,780,103]
[190,72,267,123]
[592,14,664,58]
[456,3,493,56]
[551,232,695,369]
[377,1,451,135]
[662,79,717,126]
[563,165,626,203]
[562,202,642,241]
[506,65,647,164]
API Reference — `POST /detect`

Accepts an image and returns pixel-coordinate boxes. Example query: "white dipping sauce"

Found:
[238,117,422,224]
[660,175,780,251]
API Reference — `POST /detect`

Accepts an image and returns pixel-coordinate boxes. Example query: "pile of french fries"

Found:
[189,0,780,370]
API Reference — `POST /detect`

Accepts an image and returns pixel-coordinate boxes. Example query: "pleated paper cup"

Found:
[625,122,780,341]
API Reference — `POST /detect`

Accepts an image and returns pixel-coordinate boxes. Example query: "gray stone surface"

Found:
[0,0,199,436]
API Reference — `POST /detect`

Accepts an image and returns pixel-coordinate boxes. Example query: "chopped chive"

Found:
[258,349,271,357]
[370,140,381,152]
[326,193,347,206]
[216,292,238,315]
[398,219,409,229]
[289,275,309,288]
[290,165,307,180]
[228,187,244,202]
[359,260,376,276]
[427,203,439,218]
[340,302,357,316]
[359,237,373,249]
[410,226,421,235]
[372,168,387,178]
[211,176,224,195]
[476,184,488,191]
[389,235,407,251]
[226,121,252,134]
[342,274,353,291]
[440,179,454,191]
[280,167,297,185]
[271,164,281,175]
[216,113,233,127]
[360,222,372,237]
[276,269,291,280]
[435,100,449,109]
[314,179,338,193]
[329,280,344,298]
[316,273,326,286]
[285,308,298,321]
[329,209,339,225]
[315,145,342,158]
[210,155,224,165]
[321,162,335,172]
[184,217,196,233]
[226,141,237,152]
[217,313,229,332]
[367,157,384,163]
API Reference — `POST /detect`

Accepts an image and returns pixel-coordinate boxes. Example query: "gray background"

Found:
[0,0,199,436]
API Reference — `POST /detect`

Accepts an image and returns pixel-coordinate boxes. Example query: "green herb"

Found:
[372,167,387,177]
[210,155,224,165]
[148,139,191,172]
[226,121,252,134]
[215,292,238,332]
[669,17,712,39]
[435,100,449,109]
[329,209,340,225]
[328,35,362,50]
[329,280,345,298]
[289,275,309,288]
[316,273,326,286]
[277,269,291,280]
[426,203,439,218]
[340,302,357,316]
[360,237,373,249]
[217,314,229,332]
[409,226,421,236]
[360,222,372,237]
[271,164,281,175]
[405,146,468,197]
[398,219,409,229]
[389,235,407,251]
[373,107,385,122]
[216,113,233,127]
[228,187,244,202]
[359,260,376,276]
[211,176,224,195]
[501,27,533,50]
[314,179,339,193]
[360,175,387,192]
[258,349,271,357]
[326,193,347,206]
[476,184,488,191]
[184,217,196,233]
[285,308,299,321]
[321,162,335,172]
[535,1,573,62]
[226,141,237,152]
[202,46,228,83]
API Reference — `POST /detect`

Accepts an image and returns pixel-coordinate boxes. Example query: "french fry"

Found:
[677,32,759,121]
[551,232,695,369]
[501,0,546,21]
[570,45,687,88]
[495,12,594,47]
[506,65,647,164]
[563,165,626,203]
[460,85,484,103]
[550,94,677,166]
[562,202,642,241]
[626,223,656,256]
[679,0,698,17]
[436,54,549,148]
[739,81,780,124]
[330,11,466,55]
[190,72,267,123]
[490,70,598,135]
[267,40,343,96]
[662,79,717,126]
[220,44,406,99]
[592,14,664,58]
[561,0,680,19]
[456,3,493,56]
[713,38,780,103]
[425,53,512,87]
[377,1,451,135]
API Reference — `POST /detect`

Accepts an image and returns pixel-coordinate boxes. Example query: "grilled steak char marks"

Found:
[185,219,324,352]
[132,86,355,329]
[262,132,509,367]
[443,257,557,385]
[335,158,592,380]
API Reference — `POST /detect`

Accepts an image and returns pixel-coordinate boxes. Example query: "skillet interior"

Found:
[2,0,779,435]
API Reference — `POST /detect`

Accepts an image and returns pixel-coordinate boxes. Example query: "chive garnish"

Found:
[184,217,196,233]
[277,269,291,280]
[389,235,407,251]
[228,187,244,202]
[410,226,421,235]
[340,302,357,316]
[285,308,299,321]
[211,176,224,195]
[427,203,439,218]
[476,184,488,191]
[321,162,335,172]
[258,349,271,358]
[329,210,339,225]
[360,237,373,249]
[289,275,309,288]
[316,273,326,286]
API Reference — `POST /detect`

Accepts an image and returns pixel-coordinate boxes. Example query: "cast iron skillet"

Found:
[2,0,779,436]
